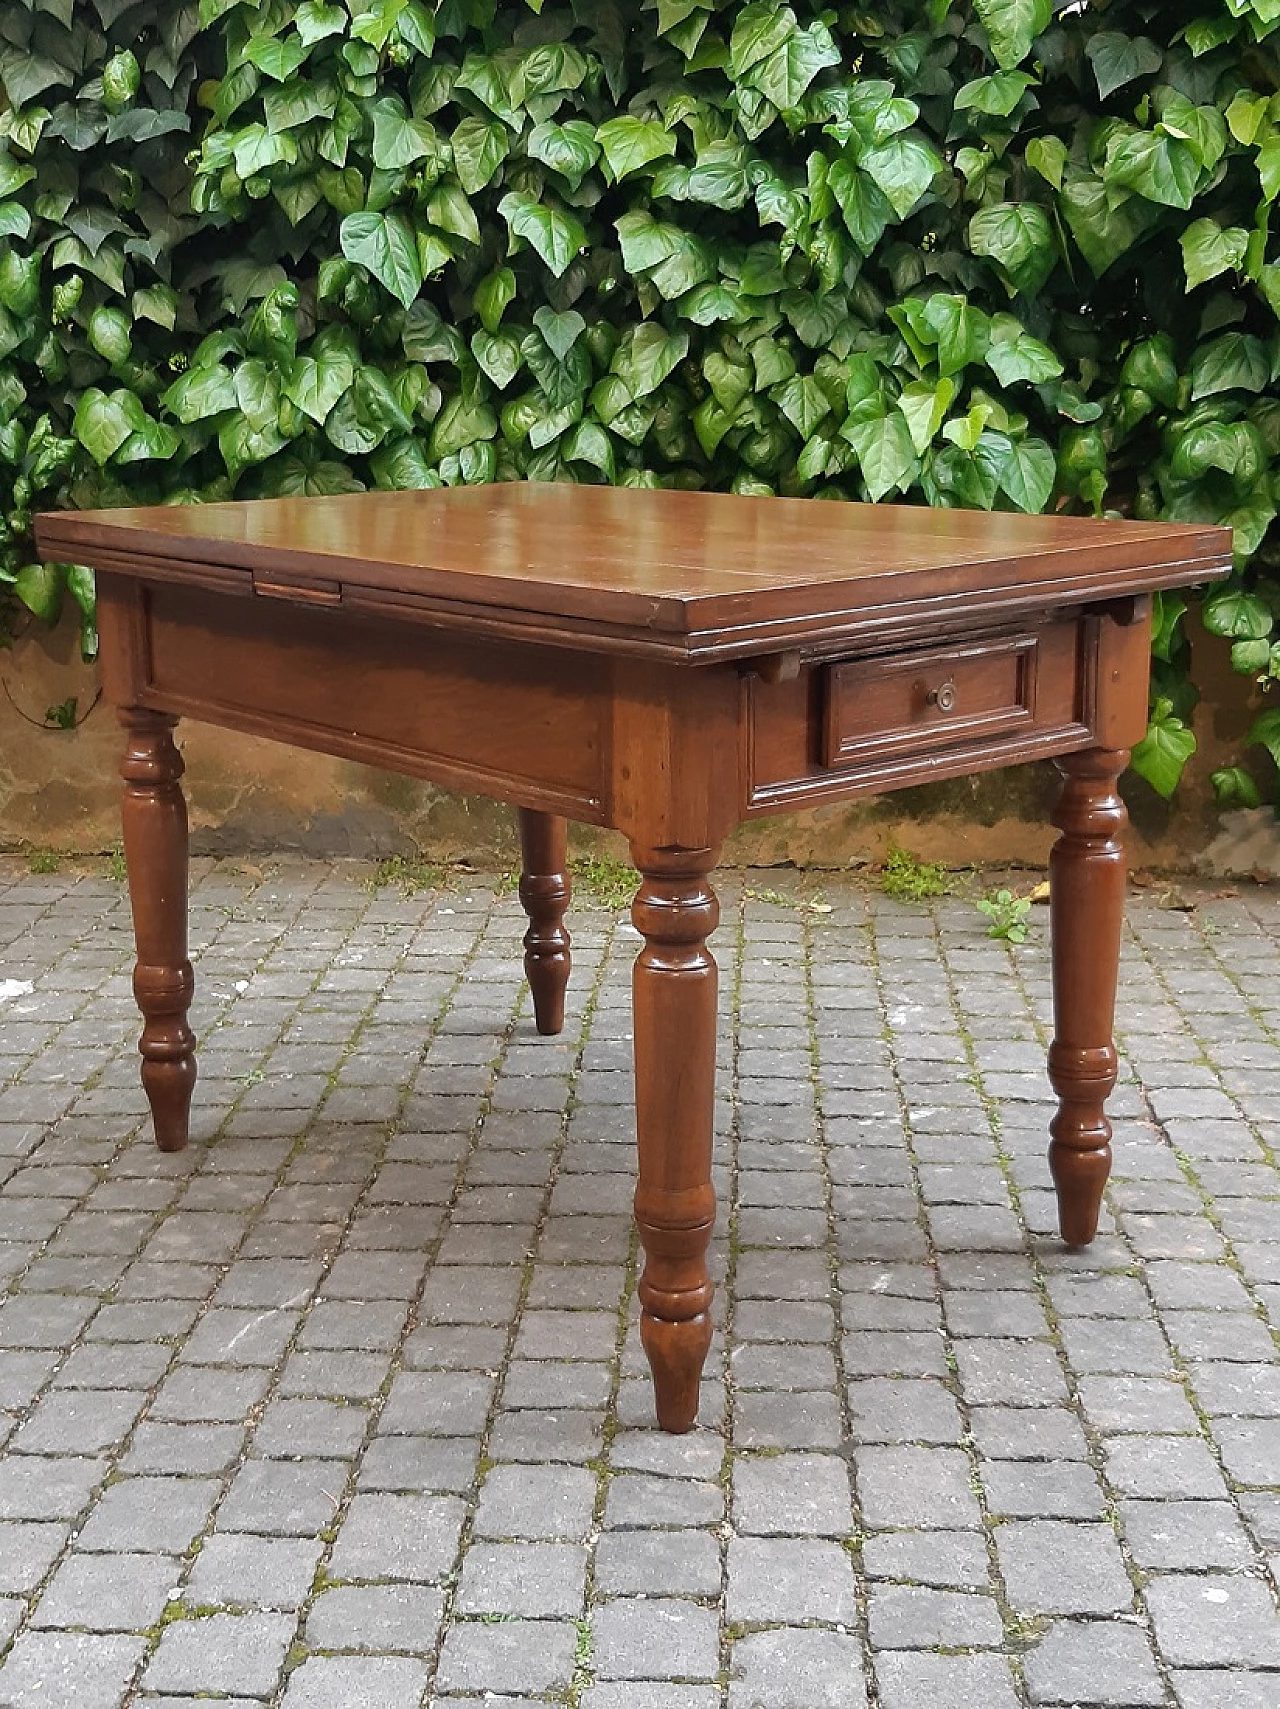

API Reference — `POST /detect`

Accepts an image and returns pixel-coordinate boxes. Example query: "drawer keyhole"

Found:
[927,679,957,714]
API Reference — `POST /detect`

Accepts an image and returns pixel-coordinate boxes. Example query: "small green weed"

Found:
[107,845,127,883]
[977,888,1032,943]
[571,853,635,912]
[27,850,58,874]
[44,696,79,730]
[366,855,442,895]
[880,846,951,901]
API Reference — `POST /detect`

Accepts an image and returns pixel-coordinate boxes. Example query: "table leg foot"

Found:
[120,710,196,1153]
[1048,747,1128,1247]
[630,843,720,1433]
[517,809,571,1037]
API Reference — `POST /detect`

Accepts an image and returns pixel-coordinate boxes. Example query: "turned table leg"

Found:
[1048,747,1129,1246]
[120,709,196,1152]
[517,809,571,1036]
[629,843,720,1433]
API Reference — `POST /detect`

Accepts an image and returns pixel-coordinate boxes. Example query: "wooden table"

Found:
[36,485,1230,1432]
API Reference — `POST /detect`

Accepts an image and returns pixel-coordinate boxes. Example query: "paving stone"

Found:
[582,1689,720,1709]
[855,1447,981,1531]
[594,1529,722,1598]
[434,1618,578,1694]
[604,1472,723,1528]
[142,1612,295,1696]
[1146,1573,1280,1667]
[1104,1434,1228,1499]
[186,1533,324,1608]
[280,1655,431,1707]
[1023,1619,1164,1705]
[75,1476,219,1554]
[1171,1671,1280,1709]
[32,1551,178,1630]
[0,1520,69,1592]
[726,1537,855,1624]
[732,1452,854,1537]
[304,1583,446,1651]
[593,1597,720,1680]
[326,1492,465,1582]
[0,1630,147,1709]
[474,1464,598,1541]
[455,1542,588,1617]
[982,1459,1106,1518]
[868,1584,1003,1648]
[995,1522,1134,1615]
[728,1627,868,1709]
[862,1529,991,1589]
[876,1651,1020,1709]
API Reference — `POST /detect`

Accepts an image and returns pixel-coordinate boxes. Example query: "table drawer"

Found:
[822,633,1038,769]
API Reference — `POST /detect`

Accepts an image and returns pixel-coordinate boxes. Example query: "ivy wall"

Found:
[2,0,1280,801]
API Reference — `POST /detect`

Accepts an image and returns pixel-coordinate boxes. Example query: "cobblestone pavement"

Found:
[1,853,1279,1708]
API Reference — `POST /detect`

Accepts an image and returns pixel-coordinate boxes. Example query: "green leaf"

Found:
[497,192,587,278]
[340,209,423,308]
[474,267,516,334]
[772,374,831,438]
[450,115,509,196]
[1181,218,1250,290]
[1189,332,1271,399]
[527,120,600,191]
[985,316,1063,385]
[429,391,497,458]
[1211,767,1261,808]
[729,5,796,79]
[845,412,920,500]
[994,433,1056,512]
[897,378,956,454]
[750,20,841,110]
[1025,135,1067,189]
[0,202,30,240]
[369,434,441,489]
[87,305,131,366]
[611,322,690,399]
[427,181,480,246]
[0,149,35,201]
[973,0,1053,68]
[14,561,65,626]
[968,202,1056,295]
[243,34,310,82]
[163,363,238,424]
[597,116,678,182]
[472,329,523,390]
[1085,32,1163,99]
[1131,698,1197,798]
[133,284,178,331]
[1104,128,1200,210]
[1159,95,1226,174]
[232,123,298,178]
[955,72,1037,116]
[1060,169,1158,275]
[0,248,38,316]
[564,419,615,480]
[1122,334,1180,407]
[296,2,347,45]
[1150,589,1187,662]
[1203,585,1274,639]
[861,135,943,220]
[370,97,441,170]
[72,387,146,465]
[283,352,355,424]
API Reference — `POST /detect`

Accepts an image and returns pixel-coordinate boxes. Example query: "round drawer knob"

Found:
[928,679,957,714]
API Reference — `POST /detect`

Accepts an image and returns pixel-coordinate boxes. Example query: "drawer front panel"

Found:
[823,633,1038,768]
[745,617,1090,816]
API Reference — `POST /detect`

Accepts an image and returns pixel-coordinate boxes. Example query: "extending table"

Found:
[35,484,1230,1432]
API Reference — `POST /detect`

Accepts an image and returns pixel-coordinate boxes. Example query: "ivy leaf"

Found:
[243,35,310,82]
[1189,332,1270,399]
[72,387,146,465]
[369,434,442,489]
[861,135,942,220]
[14,561,66,626]
[1202,585,1274,639]
[340,209,423,308]
[973,0,1053,69]
[450,116,509,195]
[985,318,1063,384]
[1181,218,1249,290]
[1211,767,1261,809]
[968,202,1056,295]
[564,419,616,481]
[1131,698,1196,798]
[611,322,689,399]
[369,97,440,170]
[1025,135,1067,189]
[729,5,796,79]
[527,119,600,191]
[474,267,516,333]
[845,412,920,500]
[497,192,586,278]
[295,2,347,46]
[994,433,1056,512]
[750,20,841,110]
[597,116,677,182]
[162,363,238,424]
[897,377,956,454]
[283,352,354,424]
[772,374,831,438]
[1104,128,1200,210]
[1085,32,1163,100]
[472,329,523,390]
[955,72,1037,116]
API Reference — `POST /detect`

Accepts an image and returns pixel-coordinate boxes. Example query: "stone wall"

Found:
[2,605,1272,876]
